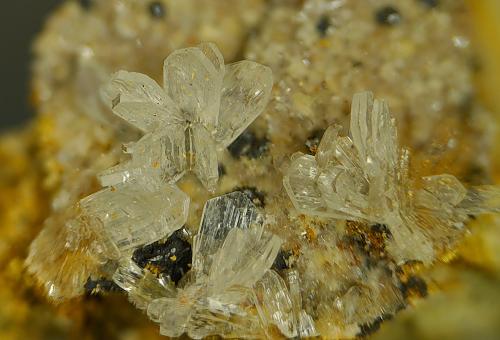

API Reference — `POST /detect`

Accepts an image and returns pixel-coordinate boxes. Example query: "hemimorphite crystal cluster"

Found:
[25,43,500,338]
[26,43,274,303]
[284,91,500,264]
[15,1,500,338]
[99,42,272,192]
[113,192,317,339]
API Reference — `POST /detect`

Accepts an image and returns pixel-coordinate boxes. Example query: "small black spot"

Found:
[234,186,266,207]
[111,94,121,109]
[84,277,123,295]
[149,1,166,18]
[364,256,382,270]
[227,130,269,159]
[464,164,487,185]
[218,163,226,177]
[272,250,292,271]
[460,97,474,120]
[357,316,388,337]
[132,229,192,285]
[371,223,392,239]
[419,0,439,8]
[469,55,482,73]
[375,6,402,26]
[305,128,325,153]
[79,0,93,10]
[400,275,428,298]
[352,60,363,68]
[316,16,331,37]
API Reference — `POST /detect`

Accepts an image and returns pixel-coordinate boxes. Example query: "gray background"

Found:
[0,0,62,130]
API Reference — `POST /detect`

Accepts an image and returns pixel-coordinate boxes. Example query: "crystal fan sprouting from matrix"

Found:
[284,92,500,265]
[26,42,500,339]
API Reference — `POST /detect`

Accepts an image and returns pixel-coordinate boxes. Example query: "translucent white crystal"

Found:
[283,91,500,264]
[193,191,264,277]
[254,270,318,338]
[113,259,176,310]
[101,70,182,132]
[101,43,273,192]
[25,207,107,302]
[208,227,280,294]
[286,270,319,337]
[255,270,296,337]
[79,181,189,254]
[215,60,274,147]
[147,192,282,339]
[163,43,224,132]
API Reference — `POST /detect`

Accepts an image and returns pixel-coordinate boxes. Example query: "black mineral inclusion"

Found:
[132,229,192,285]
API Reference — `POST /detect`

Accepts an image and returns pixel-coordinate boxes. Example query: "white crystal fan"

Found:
[148,192,282,338]
[284,91,500,264]
[100,43,273,192]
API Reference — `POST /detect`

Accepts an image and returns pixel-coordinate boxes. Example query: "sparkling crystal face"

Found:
[284,91,500,264]
[100,43,273,192]
[79,181,190,254]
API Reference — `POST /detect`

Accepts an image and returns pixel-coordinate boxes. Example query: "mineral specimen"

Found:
[100,42,273,191]
[12,0,500,338]
[284,91,500,264]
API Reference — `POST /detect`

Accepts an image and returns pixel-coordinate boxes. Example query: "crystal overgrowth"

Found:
[100,42,273,192]
[284,91,500,264]
[112,192,316,338]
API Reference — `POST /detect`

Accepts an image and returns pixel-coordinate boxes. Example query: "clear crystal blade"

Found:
[190,124,219,192]
[286,270,319,337]
[417,174,467,209]
[215,61,273,147]
[349,91,373,163]
[112,259,145,292]
[371,97,398,170]
[208,227,282,293]
[188,290,263,339]
[113,259,175,310]
[99,124,188,187]
[192,192,263,277]
[163,46,223,132]
[101,70,181,132]
[316,124,342,168]
[255,270,296,338]
[148,296,191,338]
[198,42,225,73]
[80,182,189,253]
[283,153,328,215]
[135,125,188,184]
[98,160,141,188]
[458,186,500,214]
